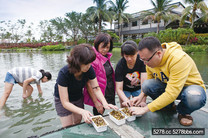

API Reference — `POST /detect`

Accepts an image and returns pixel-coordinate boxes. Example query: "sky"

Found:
[2,0,207,24]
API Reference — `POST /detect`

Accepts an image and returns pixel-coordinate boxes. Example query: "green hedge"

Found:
[143,28,208,45]
[144,28,197,45]
[183,45,203,53]
[41,44,65,51]
[113,42,122,47]
[77,39,87,44]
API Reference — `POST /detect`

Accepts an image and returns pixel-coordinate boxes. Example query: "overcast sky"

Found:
[0,0,201,21]
[0,0,207,28]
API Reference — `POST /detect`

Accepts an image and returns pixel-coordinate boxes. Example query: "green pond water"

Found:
[0,49,207,138]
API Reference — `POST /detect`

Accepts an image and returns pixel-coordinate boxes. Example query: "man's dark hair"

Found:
[121,40,138,56]
[67,44,96,73]
[138,36,162,52]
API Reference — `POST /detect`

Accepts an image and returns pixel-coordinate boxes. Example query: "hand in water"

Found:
[22,93,27,99]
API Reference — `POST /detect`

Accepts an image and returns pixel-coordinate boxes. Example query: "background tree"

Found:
[18,19,26,29]
[25,29,33,42]
[39,20,55,42]
[64,11,82,42]
[180,0,208,29]
[107,7,116,30]
[141,0,178,34]
[85,9,99,35]
[109,0,130,42]
[87,0,110,33]
[50,17,65,42]
[79,13,94,43]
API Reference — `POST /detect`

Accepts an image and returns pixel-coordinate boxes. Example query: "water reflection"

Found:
[189,53,208,87]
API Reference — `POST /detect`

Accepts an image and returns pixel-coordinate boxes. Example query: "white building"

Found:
[114,2,186,42]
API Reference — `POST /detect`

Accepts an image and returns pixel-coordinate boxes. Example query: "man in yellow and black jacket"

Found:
[130,36,206,126]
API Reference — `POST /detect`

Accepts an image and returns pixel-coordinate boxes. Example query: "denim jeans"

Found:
[142,79,206,115]
[124,89,141,98]
[4,72,17,84]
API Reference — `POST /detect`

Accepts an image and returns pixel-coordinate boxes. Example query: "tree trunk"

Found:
[85,35,88,43]
[157,22,159,34]
[99,18,101,33]
[186,6,196,45]
[185,33,190,45]
[118,24,121,43]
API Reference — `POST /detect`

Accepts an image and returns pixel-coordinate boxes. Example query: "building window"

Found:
[124,35,128,40]
[132,35,137,39]
[115,25,118,29]
[154,20,160,23]
[123,22,128,28]
[142,20,148,25]
[132,21,137,27]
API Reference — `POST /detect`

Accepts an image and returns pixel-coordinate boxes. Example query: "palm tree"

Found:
[17,19,26,29]
[25,30,33,42]
[87,0,110,33]
[180,0,208,29]
[39,20,49,42]
[65,11,82,42]
[141,0,178,34]
[109,0,130,42]
[79,13,94,42]
[85,8,99,35]
[107,7,116,30]
[50,17,65,42]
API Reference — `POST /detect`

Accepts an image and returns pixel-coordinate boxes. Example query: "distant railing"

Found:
[0,41,77,49]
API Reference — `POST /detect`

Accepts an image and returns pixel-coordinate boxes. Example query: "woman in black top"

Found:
[54,44,117,127]
[115,41,147,108]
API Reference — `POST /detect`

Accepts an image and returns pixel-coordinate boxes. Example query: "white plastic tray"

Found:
[91,115,109,132]
[119,108,136,122]
[109,111,126,125]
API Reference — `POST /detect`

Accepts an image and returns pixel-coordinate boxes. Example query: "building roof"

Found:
[114,2,185,23]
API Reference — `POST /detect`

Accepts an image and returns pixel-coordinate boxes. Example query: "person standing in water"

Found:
[0,67,52,110]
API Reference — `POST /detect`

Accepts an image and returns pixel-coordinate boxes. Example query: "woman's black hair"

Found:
[39,69,52,80]
[94,33,113,52]
[67,44,96,74]
[121,40,138,56]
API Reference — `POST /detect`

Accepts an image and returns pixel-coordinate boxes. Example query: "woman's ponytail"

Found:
[39,69,52,80]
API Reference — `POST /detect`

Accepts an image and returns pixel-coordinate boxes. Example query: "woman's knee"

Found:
[27,86,33,92]
[74,118,82,125]
[4,90,13,99]
[60,115,74,127]
[3,92,10,99]
[4,83,14,97]
[73,113,82,125]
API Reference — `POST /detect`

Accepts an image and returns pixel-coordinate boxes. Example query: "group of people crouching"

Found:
[0,34,206,128]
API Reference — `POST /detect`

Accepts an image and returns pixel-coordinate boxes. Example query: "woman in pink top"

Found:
[83,33,116,115]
